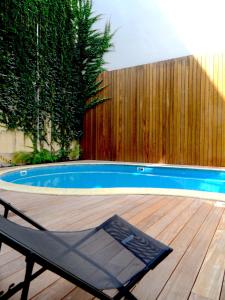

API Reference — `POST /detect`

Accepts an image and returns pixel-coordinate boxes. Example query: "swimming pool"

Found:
[0,163,225,200]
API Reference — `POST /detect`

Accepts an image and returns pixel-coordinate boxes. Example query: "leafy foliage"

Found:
[32,149,58,164]
[69,142,82,160]
[12,151,33,165]
[0,0,46,151]
[50,0,113,152]
[12,149,58,165]
[73,0,113,113]
[0,0,112,160]
[0,0,20,128]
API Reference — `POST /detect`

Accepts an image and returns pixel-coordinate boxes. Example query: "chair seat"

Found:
[0,215,171,290]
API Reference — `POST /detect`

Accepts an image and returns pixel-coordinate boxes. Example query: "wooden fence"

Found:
[82,53,225,167]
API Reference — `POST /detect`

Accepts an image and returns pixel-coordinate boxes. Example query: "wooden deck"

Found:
[0,190,225,300]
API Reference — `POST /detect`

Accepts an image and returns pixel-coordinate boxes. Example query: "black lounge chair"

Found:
[0,198,172,300]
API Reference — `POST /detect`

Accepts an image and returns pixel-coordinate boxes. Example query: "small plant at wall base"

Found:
[12,150,56,165]
[11,146,82,166]
[69,142,82,160]
[0,0,112,163]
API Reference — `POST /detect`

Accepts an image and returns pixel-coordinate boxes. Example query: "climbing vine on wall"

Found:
[0,0,45,151]
[0,0,112,157]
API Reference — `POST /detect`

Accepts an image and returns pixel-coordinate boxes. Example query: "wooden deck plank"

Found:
[157,198,202,244]
[31,278,75,300]
[132,202,213,300]
[0,191,224,300]
[157,206,224,300]
[11,270,60,300]
[144,197,194,237]
[62,287,93,300]
[1,266,58,300]
[128,196,172,225]
[0,247,21,266]
[0,255,26,281]
[118,195,163,221]
[220,275,225,300]
[60,195,160,231]
[136,197,182,229]
[190,210,225,300]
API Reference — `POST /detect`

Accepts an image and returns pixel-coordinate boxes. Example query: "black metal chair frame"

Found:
[0,198,172,300]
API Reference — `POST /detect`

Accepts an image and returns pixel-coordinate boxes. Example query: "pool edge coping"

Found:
[0,160,225,202]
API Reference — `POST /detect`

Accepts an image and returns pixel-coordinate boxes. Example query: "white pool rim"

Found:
[0,161,224,202]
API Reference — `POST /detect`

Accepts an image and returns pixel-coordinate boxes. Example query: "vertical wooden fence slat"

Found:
[222,55,225,166]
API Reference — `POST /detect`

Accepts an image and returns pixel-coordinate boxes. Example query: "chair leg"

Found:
[124,293,138,300]
[114,289,138,300]
[0,208,9,252]
[21,257,34,300]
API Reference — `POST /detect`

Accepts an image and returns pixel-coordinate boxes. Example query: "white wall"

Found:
[93,0,225,70]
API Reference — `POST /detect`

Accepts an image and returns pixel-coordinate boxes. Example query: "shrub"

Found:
[12,149,58,165]
[69,143,81,161]
[55,149,70,162]
[31,149,58,164]
[12,151,33,165]
[12,145,82,166]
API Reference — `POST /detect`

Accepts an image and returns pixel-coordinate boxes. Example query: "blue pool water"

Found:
[0,164,225,194]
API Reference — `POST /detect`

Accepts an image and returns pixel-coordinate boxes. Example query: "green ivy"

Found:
[0,0,113,157]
